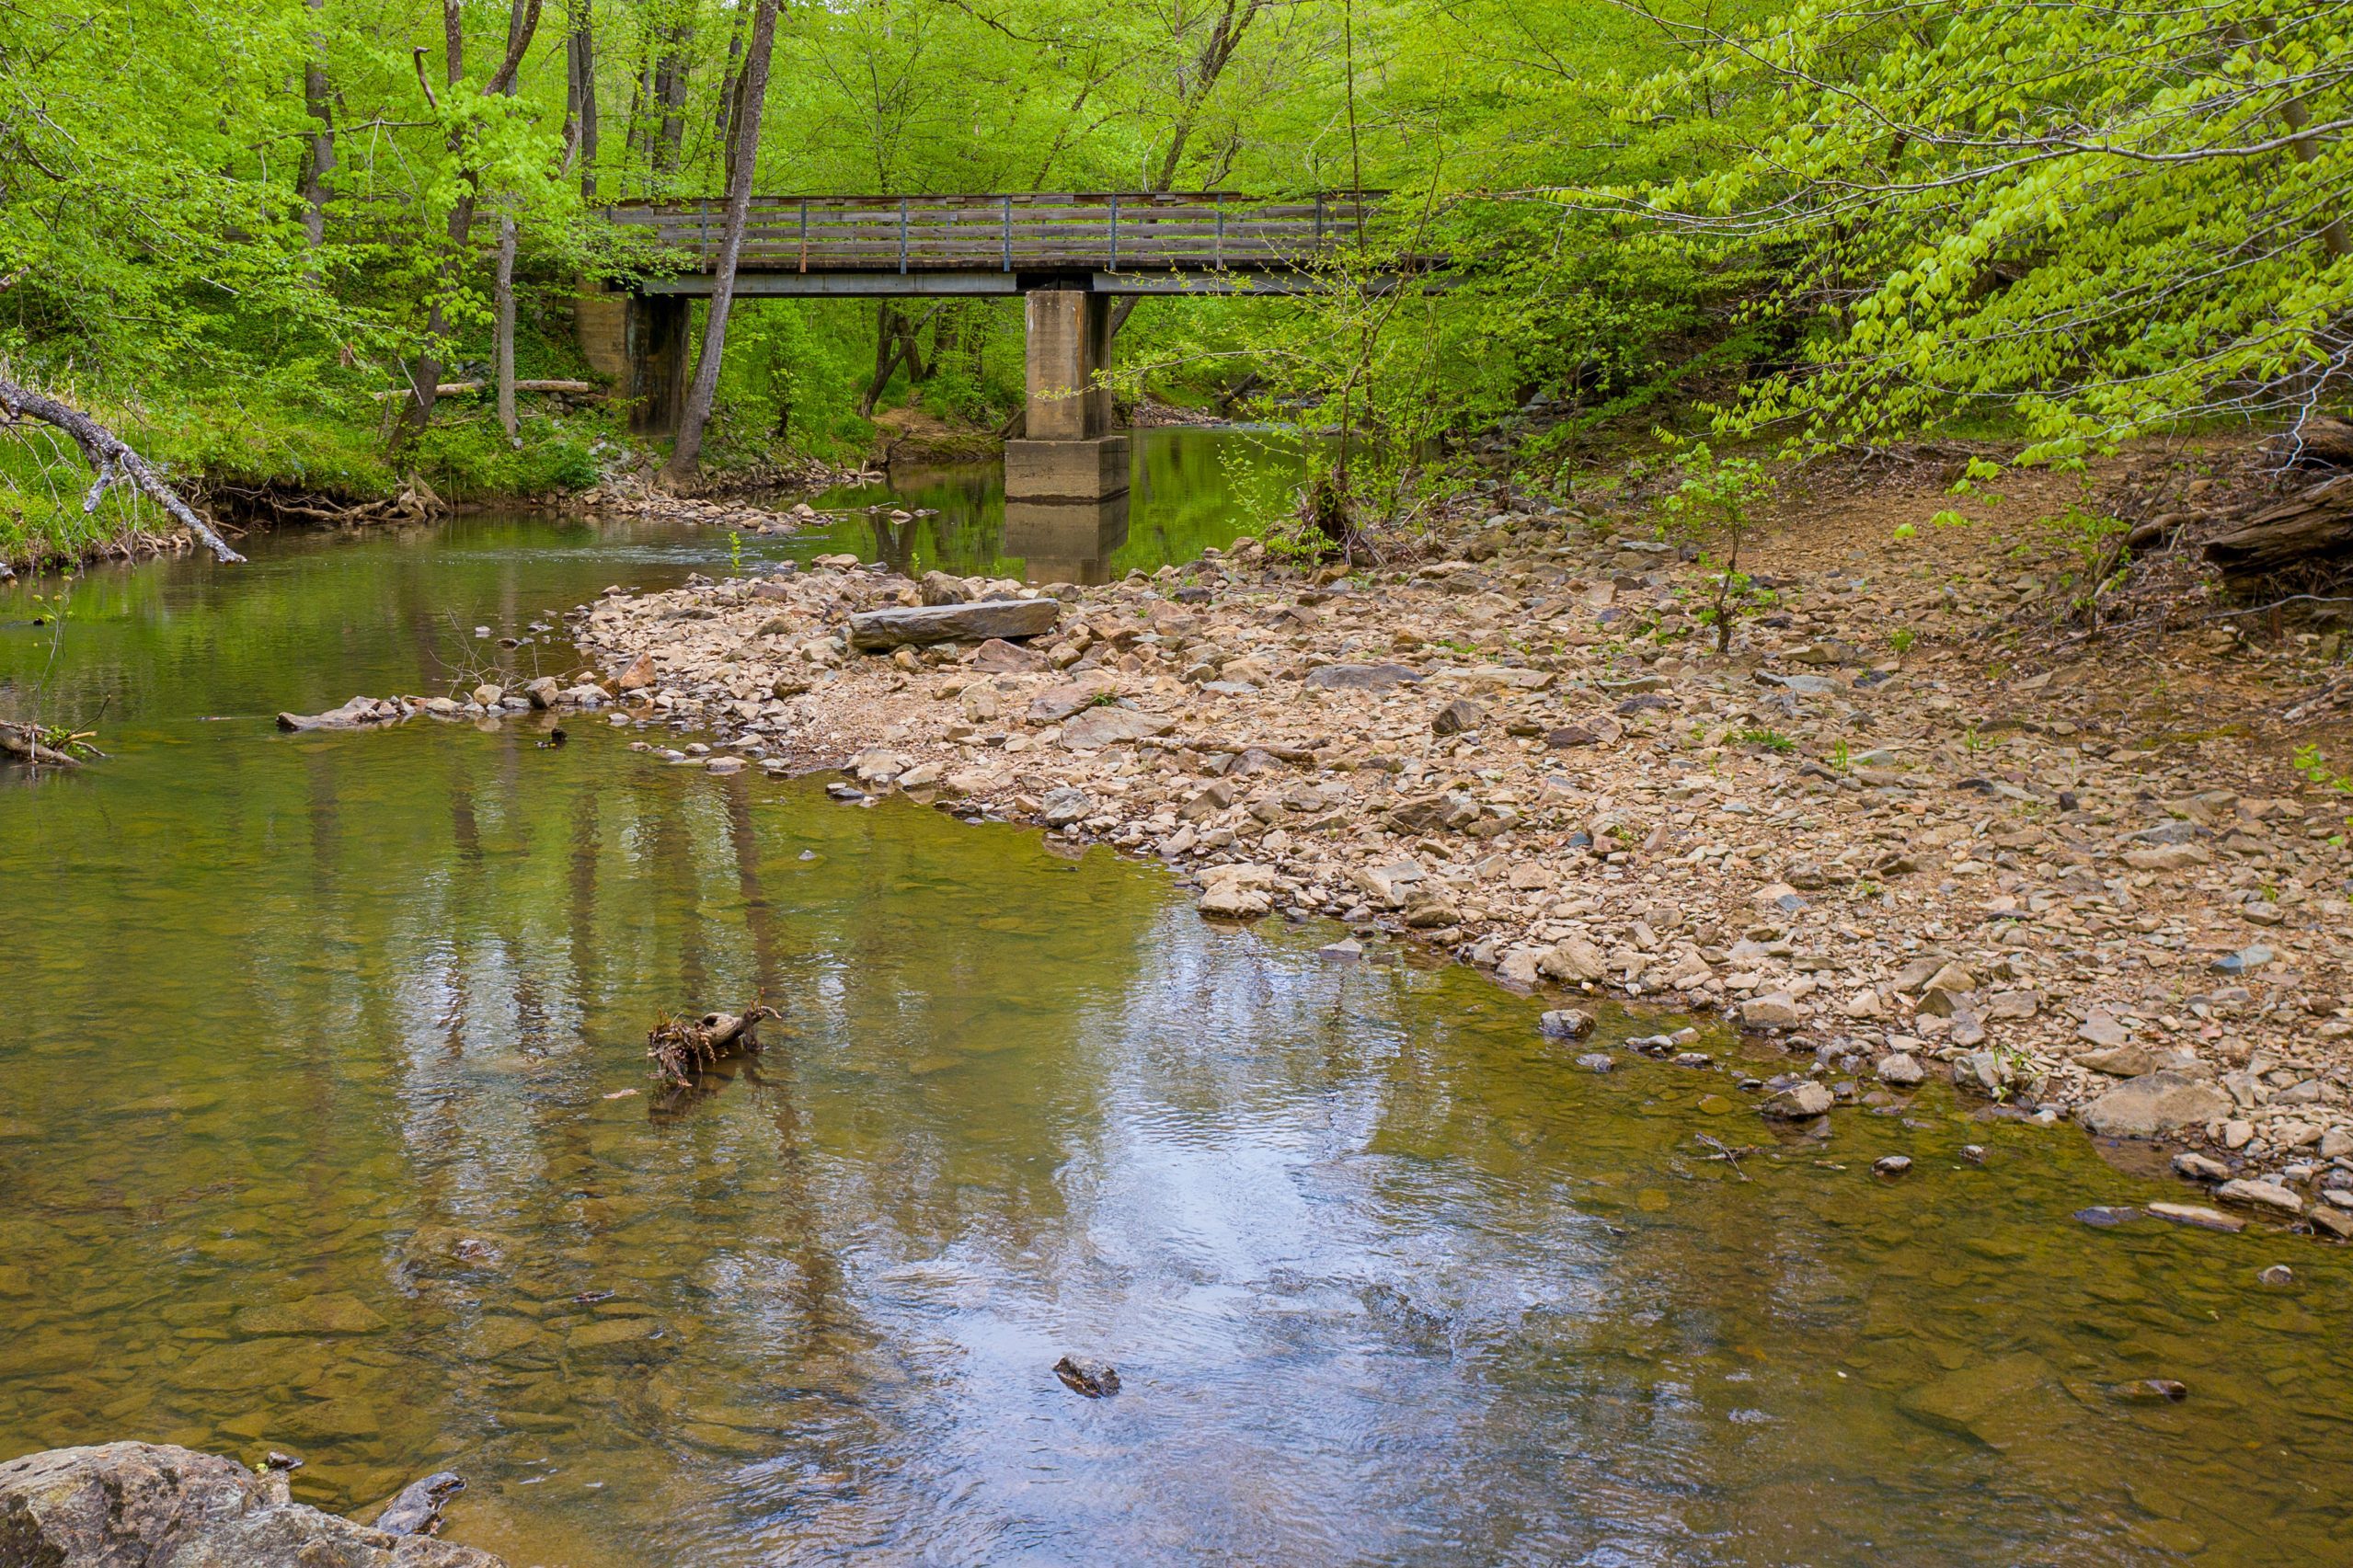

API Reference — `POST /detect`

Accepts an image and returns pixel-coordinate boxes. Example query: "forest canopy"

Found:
[0,0,2347,552]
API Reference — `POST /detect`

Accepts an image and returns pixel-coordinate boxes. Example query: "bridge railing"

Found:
[608,191,1382,274]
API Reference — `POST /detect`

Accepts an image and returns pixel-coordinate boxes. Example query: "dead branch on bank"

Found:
[0,375,244,563]
[647,998,780,1086]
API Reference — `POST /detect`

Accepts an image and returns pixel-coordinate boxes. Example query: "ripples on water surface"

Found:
[1,435,2349,1565]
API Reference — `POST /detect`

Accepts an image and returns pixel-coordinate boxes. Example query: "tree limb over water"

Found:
[0,378,244,564]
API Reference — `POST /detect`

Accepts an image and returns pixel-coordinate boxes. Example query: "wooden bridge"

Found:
[608,190,1380,296]
[578,190,1386,487]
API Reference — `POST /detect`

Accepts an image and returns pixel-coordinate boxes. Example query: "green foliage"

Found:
[2295,743,2353,794]
[1737,727,1796,753]
[1581,0,2353,459]
[1656,442,1775,652]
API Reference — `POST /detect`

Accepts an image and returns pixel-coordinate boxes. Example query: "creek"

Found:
[0,429,2347,1566]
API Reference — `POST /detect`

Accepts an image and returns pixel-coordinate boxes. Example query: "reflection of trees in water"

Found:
[796,430,1303,582]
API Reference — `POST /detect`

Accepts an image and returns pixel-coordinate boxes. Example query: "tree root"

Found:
[647,999,780,1086]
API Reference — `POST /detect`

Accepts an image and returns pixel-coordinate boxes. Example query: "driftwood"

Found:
[647,1000,779,1086]
[2203,475,2353,588]
[0,721,86,766]
[0,376,243,562]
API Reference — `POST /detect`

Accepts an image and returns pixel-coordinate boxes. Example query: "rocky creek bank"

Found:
[566,486,2353,1240]
[0,1442,503,1566]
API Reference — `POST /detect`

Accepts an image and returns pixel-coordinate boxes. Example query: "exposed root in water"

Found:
[647,998,780,1086]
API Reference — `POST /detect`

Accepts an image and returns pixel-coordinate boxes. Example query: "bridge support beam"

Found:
[575,287,690,439]
[1006,288,1127,500]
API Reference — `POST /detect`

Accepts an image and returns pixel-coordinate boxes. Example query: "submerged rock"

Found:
[0,1441,505,1565]
[1053,1355,1120,1398]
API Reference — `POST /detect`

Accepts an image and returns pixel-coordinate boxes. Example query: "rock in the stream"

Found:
[373,1471,465,1536]
[1763,1082,1835,1120]
[1539,1008,1596,1039]
[0,1442,504,1566]
[2076,1071,2231,1139]
[277,696,403,732]
[845,599,1059,650]
[2214,1178,2304,1217]
[1052,1355,1120,1398]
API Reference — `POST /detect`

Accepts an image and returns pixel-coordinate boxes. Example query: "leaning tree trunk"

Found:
[662,0,781,483]
[0,378,243,561]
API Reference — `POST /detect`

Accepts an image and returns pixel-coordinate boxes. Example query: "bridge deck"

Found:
[612,191,1379,296]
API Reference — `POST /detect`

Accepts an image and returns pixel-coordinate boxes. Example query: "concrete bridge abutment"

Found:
[574,286,689,439]
[1005,288,1128,502]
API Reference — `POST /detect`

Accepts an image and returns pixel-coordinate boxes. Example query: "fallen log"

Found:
[368,379,596,400]
[0,376,243,562]
[2202,475,2353,587]
[0,720,82,766]
[2266,416,2353,470]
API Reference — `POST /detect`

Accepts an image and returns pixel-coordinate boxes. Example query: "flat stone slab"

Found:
[1060,706,1176,750]
[846,599,1059,651]
[1303,662,1421,691]
[2077,1070,2229,1139]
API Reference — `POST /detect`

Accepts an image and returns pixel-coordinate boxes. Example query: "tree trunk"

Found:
[0,376,244,561]
[650,16,693,188]
[494,214,519,438]
[397,0,543,452]
[300,0,335,252]
[858,304,912,417]
[662,0,781,482]
[567,0,599,200]
[1105,0,1266,345]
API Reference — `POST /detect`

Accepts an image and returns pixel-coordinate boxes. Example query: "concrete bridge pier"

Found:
[1004,289,1128,501]
[574,287,689,438]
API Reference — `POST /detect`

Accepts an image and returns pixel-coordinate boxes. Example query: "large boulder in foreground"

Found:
[845,599,1059,650]
[0,1442,504,1567]
[2077,1070,2230,1139]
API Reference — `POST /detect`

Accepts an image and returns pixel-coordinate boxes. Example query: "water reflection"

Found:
[786,425,1296,585]
[0,510,2348,1567]
[1002,494,1130,585]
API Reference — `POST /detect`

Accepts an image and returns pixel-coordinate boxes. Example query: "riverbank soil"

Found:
[577,448,2353,1231]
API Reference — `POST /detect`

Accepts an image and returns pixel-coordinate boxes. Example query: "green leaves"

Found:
[1597,0,2353,454]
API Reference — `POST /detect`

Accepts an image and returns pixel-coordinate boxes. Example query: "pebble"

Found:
[1873,1155,1912,1179]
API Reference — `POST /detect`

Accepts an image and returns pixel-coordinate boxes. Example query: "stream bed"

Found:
[2,431,2350,1565]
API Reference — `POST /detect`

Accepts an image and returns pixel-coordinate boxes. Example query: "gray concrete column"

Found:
[1022,289,1112,441]
[573,287,688,437]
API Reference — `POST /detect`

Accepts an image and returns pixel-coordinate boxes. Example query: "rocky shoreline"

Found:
[557,482,2353,1239]
[0,1442,503,1565]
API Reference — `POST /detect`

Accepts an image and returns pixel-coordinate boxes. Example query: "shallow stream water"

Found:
[2,430,2349,1565]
